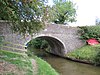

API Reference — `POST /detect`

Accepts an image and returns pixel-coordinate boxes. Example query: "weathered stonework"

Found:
[0,22,85,56]
[0,21,27,53]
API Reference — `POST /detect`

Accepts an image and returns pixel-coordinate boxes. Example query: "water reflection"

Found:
[43,55,100,75]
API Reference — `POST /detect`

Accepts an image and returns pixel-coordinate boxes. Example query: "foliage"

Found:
[27,38,49,49]
[27,38,50,56]
[34,56,59,75]
[48,0,76,24]
[27,47,49,57]
[67,44,100,65]
[78,26,100,41]
[0,0,45,35]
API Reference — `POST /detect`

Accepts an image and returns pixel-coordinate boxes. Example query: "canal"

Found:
[43,54,100,75]
[27,38,100,75]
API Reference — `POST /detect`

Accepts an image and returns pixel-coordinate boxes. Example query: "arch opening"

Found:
[32,36,65,56]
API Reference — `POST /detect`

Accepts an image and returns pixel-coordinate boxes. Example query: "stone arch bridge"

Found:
[0,21,84,57]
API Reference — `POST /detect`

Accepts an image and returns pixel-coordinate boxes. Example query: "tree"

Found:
[0,0,46,35]
[48,0,76,24]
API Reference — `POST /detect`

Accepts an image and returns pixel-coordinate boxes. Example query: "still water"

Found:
[43,54,100,75]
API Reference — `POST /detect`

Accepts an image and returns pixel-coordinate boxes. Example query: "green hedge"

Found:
[78,26,100,41]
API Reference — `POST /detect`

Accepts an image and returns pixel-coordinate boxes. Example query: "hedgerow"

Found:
[78,26,100,41]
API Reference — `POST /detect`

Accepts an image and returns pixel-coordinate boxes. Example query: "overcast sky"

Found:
[48,0,100,26]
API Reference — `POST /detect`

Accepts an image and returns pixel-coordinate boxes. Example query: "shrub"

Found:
[27,38,49,49]
[27,38,51,56]
[78,26,100,41]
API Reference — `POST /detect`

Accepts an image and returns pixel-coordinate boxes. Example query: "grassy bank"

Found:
[66,44,100,65]
[0,50,59,75]
[0,50,34,75]
[34,56,59,75]
[27,50,59,75]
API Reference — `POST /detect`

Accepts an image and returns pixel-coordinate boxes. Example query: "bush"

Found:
[27,38,49,49]
[27,38,50,56]
[78,26,100,41]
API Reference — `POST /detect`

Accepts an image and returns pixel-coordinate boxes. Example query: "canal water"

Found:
[43,54,100,75]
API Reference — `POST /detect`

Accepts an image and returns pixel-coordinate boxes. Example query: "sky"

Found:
[48,0,100,26]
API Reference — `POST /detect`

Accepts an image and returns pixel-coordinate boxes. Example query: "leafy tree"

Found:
[0,0,46,35]
[48,0,76,24]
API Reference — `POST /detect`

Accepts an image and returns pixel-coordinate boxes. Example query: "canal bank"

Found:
[27,47,100,75]
[27,40,100,75]
[43,54,100,75]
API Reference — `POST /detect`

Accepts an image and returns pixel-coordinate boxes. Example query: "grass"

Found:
[27,49,59,75]
[0,50,34,75]
[66,44,100,63]
[0,49,59,75]
[34,56,59,75]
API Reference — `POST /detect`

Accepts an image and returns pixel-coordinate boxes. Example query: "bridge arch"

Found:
[0,22,85,56]
[26,34,66,56]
